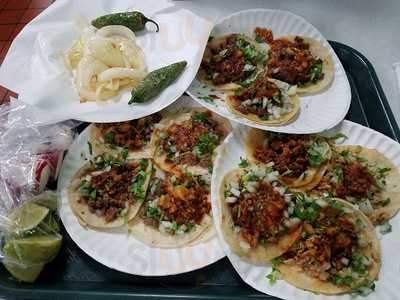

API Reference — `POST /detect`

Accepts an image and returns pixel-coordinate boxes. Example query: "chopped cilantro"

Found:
[129,170,148,202]
[208,165,213,174]
[351,251,368,274]
[382,197,391,206]
[236,37,266,63]
[330,199,344,213]
[87,141,93,155]
[293,194,320,221]
[121,148,129,160]
[104,131,114,143]
[89,189,97,199]
[238,158,250,168]
[307,141,328,167]
[266,257,283,285]
[255,35,264,43]
[379,221,392,234]
[199,95,215,104]
[332,164,343,182]
[146,206,163,220]
[192,113,208,122]
[310,61,323,82]
[197,133,220,155]
[208,36,214,42]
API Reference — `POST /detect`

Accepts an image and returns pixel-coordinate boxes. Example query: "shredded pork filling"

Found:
[230,180,287,247]
[79,162,141,222]
[96,113,161,150]
[142,175,211,233]
[161,112,223,169]
[316,158,377,201]
[266,35,323,85]
[254,134,312,177]
[233,73,284,118]
[283,207,359,283]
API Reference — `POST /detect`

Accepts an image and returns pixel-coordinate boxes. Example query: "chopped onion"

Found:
[225,196,238,204]
[358,199,374,215]
[239,240,251,252]
[340,257,349,266]
[316,198,328,208]
[230,188,240,197]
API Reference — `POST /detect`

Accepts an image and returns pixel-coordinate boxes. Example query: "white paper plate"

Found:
[0,0,212,123]
[211,120,400,299]
[187,9,351,134]
[57,96,225,276]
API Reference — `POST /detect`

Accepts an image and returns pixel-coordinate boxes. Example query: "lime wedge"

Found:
[3,240,48,283]
[10,203,50,232]
[3,261,45,283]
[31,192,59,211]
[4,235,62,264]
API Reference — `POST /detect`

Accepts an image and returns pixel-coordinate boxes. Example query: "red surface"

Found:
[0,0,55,104]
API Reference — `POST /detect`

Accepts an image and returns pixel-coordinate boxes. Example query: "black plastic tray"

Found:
[1,41,399,300]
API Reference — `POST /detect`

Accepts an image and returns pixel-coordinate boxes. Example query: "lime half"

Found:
[3,261,45,283]
[10,203,49,232]
[4,234,62,264]
[3,242,44,283]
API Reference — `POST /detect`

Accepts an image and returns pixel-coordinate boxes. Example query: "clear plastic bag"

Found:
[0,99,77,282]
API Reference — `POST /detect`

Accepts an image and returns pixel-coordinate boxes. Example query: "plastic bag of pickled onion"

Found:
[0,98,77,213]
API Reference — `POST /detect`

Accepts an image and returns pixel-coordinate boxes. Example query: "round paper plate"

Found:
[58,96,225,276]
[211,120,400,299]
[187,9,351,134]
[0,0,212,123]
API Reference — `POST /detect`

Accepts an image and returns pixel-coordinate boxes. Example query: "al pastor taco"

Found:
[275,196,380,295]
[312,145,400,224]
[198,34,267,90]
[90,113,162,159]
[246,129,332,190]
[255,28,334,95]
[219,161,303,263]
[153,108,231,176]
[68,153,152,228]
[226,72,300,126]
[129,166,213,248]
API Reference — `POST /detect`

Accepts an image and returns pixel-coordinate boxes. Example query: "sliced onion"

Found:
[96,25,136,41]
[98,68,146,82]
[85,37,125,67]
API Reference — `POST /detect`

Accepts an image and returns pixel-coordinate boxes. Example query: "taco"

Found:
[129,166,213,248]
[90,113,162,159]
[219,161,303,263]
[153,108,231,176]
[246,129,332,190]
[226,72,300,126]
[198,34,267,90]
[68,153,152,228]
[256,28,334,95]
[312,145,400,224]
[275,196,380,295]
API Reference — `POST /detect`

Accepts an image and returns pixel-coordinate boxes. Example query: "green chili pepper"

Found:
[92,11,159,32]
[129,61,187,104]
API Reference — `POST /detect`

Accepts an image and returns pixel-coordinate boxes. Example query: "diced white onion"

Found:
[230,188,240,197]
[225,197,238,204]
[316,199,328,208]
[358,199,374,215]
[239,240,251,252]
